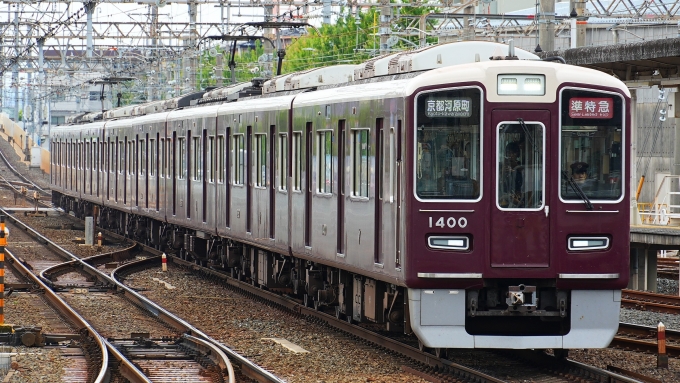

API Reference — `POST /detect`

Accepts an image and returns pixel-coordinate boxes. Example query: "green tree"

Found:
[282,8,379,73]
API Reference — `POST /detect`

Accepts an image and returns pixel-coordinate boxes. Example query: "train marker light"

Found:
[428,236,469,251]
[497,74,545,96]
[568,237,609,251]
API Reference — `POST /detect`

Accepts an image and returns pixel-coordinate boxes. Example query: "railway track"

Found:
[2,209,284,383]
[613,323,680,358]
[114,250,650,383]
[657,257,679,280]
[622,289,680,314]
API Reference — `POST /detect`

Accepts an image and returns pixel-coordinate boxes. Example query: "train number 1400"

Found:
[429,216,468,229]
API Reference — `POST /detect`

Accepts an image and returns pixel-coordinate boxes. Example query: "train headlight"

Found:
[568,236,609,251]
[428,236,469,251]
[497,75,545,96]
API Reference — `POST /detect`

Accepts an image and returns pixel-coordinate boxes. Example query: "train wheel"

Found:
[553,349,569,359]
[418,340,430,353]
[303,294,312,308]
[334,307,345,320]
[434,348,447,359]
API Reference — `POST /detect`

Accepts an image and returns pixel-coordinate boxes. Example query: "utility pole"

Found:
[322,0,331,24]
[264,3,274,77]
[86,2,95,58]
[37,38,44,136]
[570,0,586,48]
[12,10,19,122]
[151,3,159,101]
[538,0,555,52]
[379,0,392,54]
[188,0,197,91]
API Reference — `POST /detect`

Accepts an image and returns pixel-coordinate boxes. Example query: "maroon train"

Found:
[50,41,630,351]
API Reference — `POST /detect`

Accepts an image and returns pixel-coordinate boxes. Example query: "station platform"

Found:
[630,224,680,292]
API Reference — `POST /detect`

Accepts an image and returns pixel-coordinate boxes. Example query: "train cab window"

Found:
[497,123,545,210]
[178,137,186,180]
[233,134,244,185]
[278,133,288,191]
[254,134,266,188]
[318,131,333,194]
[415,87,481,200]
[292,132,302,191]
[217,135,225,183]
[352,129,370,198]
[560,89,624,201]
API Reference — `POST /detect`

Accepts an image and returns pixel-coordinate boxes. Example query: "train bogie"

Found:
[51,40,631,351]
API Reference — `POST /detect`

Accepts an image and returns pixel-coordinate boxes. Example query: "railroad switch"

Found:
[0,325,79,347]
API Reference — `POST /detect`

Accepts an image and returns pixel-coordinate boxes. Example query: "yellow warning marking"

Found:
[261,338,309,354]
[151,277,176,290]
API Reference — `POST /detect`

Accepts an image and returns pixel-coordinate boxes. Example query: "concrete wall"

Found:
[0,113,50,175]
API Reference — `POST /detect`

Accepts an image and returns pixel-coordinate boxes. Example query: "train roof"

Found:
[59,40,629,126]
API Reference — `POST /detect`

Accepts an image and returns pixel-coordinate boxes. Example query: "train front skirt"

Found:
[408,289,621,349]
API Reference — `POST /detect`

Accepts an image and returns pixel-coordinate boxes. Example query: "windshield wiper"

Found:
[517,118,538,154]
[562,170,593,210]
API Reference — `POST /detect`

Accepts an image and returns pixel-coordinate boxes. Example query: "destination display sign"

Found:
[425,97,472,118]
[568,97,613,119]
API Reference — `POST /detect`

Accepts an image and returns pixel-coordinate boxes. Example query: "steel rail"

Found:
[112,257,281,383]
[5,246,152,383]
[163,255,508,383]
[168,255,650,383]
[0,144,49,196]
[621,289,680,314]
[2,209,248,383]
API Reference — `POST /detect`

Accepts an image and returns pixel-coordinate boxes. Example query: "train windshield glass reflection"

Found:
[415,87,481,200]
[560,90,624,201]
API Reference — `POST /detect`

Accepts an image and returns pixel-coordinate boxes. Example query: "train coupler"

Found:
[506,285,537,313]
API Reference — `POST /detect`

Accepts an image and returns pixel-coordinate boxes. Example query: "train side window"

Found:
[139,139,146,176]
[77,141,82,170]
[254,134,266,188]
[192,136,200,181]
[217,135,225,184]
[128,141,135,175]
[85,141,90,170]
[559,89,624,201]
[178,137,186,180]
[352,129,370,198]
[150,138,156,177]
[233,134,244,185]
[278,133,287,191]
[160,138,165,178]
[95,141,99,172]
[111,141,116,173]
[318,130,333,194]
[208,136,215,183]
[292,132,302,191]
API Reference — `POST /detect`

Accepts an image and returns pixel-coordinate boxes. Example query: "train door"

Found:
[252,124,268,239]
[490,110,550,267]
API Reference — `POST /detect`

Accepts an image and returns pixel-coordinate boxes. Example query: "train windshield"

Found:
[560,90,624,201]
[415,87,481,200]
[497,122,545,210]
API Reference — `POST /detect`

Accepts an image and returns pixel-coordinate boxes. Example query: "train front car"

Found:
[406,58,630,350]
